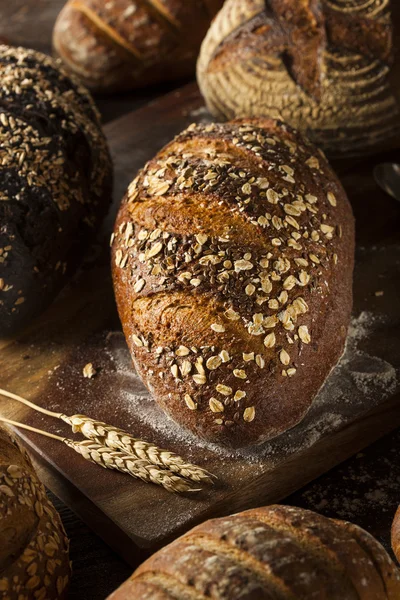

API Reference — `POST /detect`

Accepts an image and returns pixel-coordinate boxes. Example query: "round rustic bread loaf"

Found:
[0,45,112,336]
[112,117,354,448]
[53,0,225,93]
[197,0,400,156]
[0,426,71,599]
[392,506,400,563]
[108,504,400,599]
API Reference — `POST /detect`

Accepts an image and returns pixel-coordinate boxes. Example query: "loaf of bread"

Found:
[108,504,400,599]
[197,0,400,156]
[53,0,225,93]
[0,426,71,598]
[392,506,400,563]
[0,45,112,336]
[112,117,354,448]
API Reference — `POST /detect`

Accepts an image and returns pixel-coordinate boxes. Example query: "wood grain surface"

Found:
[0,1,65,53]
[0,84,399,567]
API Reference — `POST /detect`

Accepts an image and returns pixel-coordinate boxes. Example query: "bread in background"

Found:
[53,0,225,93]
[197,0,400,156]
[0,426,70,598]
[0,45,112,336]
[107,504,400,599]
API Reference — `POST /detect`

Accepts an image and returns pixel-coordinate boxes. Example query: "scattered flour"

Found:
[104,310,399,465]
[186,105,212,124]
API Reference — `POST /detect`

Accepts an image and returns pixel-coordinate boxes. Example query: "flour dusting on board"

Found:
[187,105,212,124]
[105,310,398,465]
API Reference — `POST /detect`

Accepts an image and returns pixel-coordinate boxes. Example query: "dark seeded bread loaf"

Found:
[392,506,400,563]
[108,505,400,599]
[0,426,71,599]
[112,118,354,448]
[197,0,400,156]
[53,0,225,93]
[0,45,112,336]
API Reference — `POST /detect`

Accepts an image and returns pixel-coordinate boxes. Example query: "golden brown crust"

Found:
[0,427,71,599]
[108,505,400,599]
[53,0,225,92]
[392,506,400,564]
[112,118,354,448]
[197,0,400,156]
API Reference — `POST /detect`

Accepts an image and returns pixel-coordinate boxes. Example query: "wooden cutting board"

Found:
[1,83,400,567]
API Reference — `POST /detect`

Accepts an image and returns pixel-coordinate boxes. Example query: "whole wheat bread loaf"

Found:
[107,504,400,599]
[112,117,354,448]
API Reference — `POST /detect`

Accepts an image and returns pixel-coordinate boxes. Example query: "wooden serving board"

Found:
[1,83,400,567]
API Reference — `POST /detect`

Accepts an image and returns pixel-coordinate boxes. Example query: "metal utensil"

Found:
[374,162,400,202]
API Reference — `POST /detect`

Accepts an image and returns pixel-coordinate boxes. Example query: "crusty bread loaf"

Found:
[392,506,400,563]
[107,504,400,599]
[197,0,400,156]
[53,0,225,93]
[0,426,71,599]
[0,45,112,336]
[112,117,354,448]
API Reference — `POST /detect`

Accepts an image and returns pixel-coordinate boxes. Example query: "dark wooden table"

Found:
[1,3,399,599]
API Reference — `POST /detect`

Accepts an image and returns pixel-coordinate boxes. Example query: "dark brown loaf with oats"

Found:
[107,505,400,599]
[0,45,112,336]
[197,0,400,156]
[392,506,400,563]
[0,426,71,599]
[53,0,225,93]
[112,117,354,448]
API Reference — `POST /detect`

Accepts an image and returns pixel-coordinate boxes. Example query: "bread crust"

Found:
[197,0,400,156]
[0,427,71,599]
[0,45,112,336]
[108,505,400,599]
[112,118,354,448]
[53,0,224,92]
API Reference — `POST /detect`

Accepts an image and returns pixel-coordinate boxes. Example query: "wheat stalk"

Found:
[0,388,214,484]
[64,440,198,493]
[0,417,199,494]
[64,415,213,484]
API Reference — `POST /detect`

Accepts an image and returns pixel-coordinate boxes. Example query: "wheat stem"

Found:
[0,388,64,419]
[0,417,66,441]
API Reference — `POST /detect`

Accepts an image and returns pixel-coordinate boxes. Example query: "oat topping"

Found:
[184,394,197,410]
[298,325,311,344]
[209,398,224,413]
[243,406,256,422]
[83,363,97,379]
[264,332,276,348]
